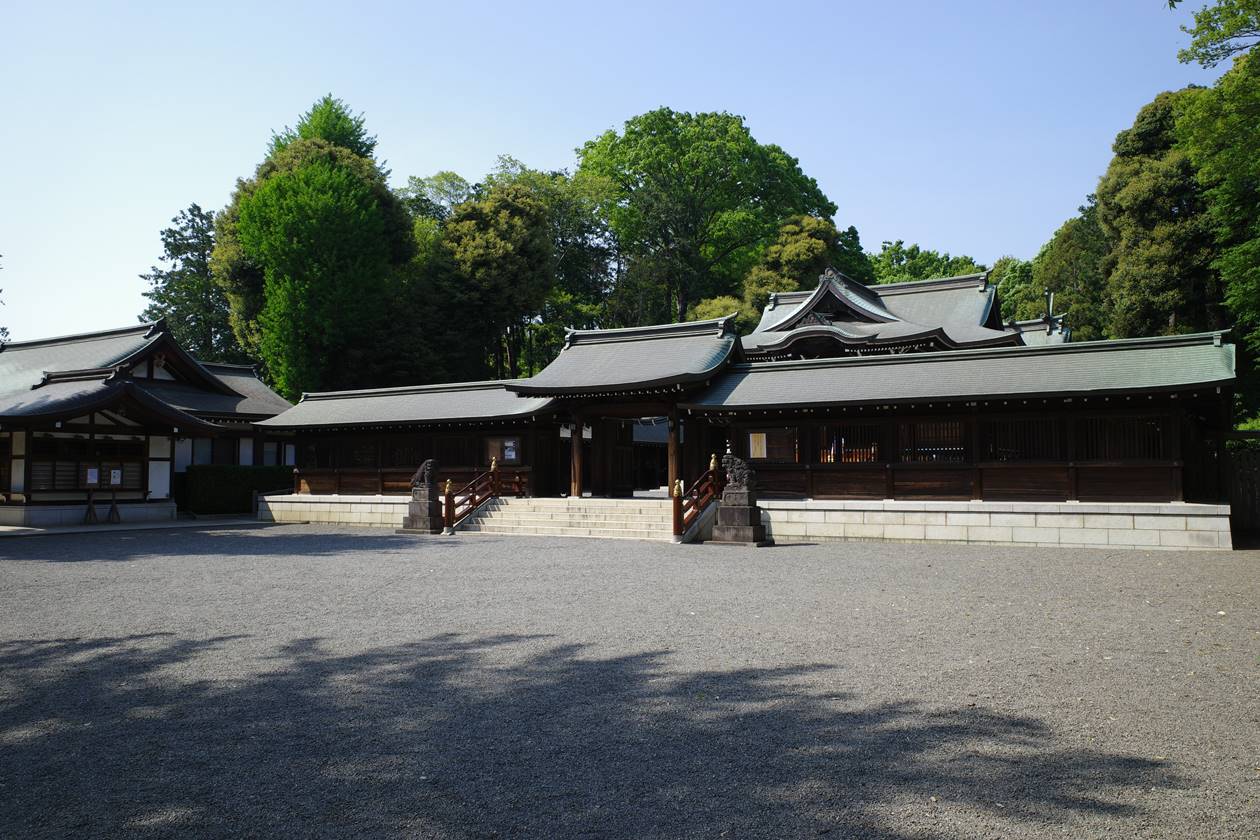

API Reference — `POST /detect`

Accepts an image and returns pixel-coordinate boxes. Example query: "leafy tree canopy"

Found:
[577,108,835,322]
[140,203,244,362]
[1173,0,1260,66]
[1028,199,1111,342]
[214,136,413,361]
[869,240,986,284]
[1176,19,1260,413]
[270,94,377,160]
[442,181,554,378]
[1095,88,1222,337]
[398,170,474,221]
[236,158,402,398]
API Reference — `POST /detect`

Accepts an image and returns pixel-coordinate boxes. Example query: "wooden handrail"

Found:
[672,454,723,537]
[443,461,529,529]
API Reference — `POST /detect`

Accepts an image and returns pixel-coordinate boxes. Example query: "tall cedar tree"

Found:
[1095,89,1223,337]
[212,98,414,399]
[140,204,245,362]
[577,108,835,323]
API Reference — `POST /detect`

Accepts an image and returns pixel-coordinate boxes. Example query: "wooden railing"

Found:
[672,455,724,537]
[293,465,530,496]
[443,460,530,529]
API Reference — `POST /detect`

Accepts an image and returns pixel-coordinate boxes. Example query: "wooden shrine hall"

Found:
[257,269,1237,547]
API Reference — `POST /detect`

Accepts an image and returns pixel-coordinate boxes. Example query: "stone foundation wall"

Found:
[0,501,177,528]
[258,494,409,527]
[759,500,1233,550]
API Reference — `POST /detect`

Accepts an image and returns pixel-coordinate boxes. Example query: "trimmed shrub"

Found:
[184,465,294,514]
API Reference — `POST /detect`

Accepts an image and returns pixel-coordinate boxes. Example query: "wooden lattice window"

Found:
[1076,416,1166,461]
[818,423,881,463]
[981,417,1063,462]
[898,420,966,463]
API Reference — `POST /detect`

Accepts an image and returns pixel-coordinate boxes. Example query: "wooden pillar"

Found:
[667,409,679,492]
[570,414,584,497]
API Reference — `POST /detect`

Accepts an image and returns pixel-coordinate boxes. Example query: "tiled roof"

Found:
[506,317,738,397]
[255,381,554,428]
[684,332,1235,410]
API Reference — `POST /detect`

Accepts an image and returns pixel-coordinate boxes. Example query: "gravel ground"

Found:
[0,524,1257,839]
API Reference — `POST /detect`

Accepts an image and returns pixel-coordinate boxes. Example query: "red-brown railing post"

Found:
[444,479,454,529]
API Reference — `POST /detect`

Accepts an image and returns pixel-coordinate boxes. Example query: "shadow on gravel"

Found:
[0,632,1184,839]
[3,528,459,562]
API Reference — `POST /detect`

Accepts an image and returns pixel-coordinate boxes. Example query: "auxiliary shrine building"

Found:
[0,320,291,527]
[257,270,1236,548]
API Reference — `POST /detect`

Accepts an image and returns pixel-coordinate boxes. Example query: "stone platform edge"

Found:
[757,499,1232,550]
[259,494,409,527]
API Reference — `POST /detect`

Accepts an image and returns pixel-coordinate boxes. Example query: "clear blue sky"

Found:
[0,0,1221,341]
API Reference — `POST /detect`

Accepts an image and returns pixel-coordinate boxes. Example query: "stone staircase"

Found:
[457,497,674,541]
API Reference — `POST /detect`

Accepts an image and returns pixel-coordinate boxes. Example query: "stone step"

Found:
[490,498,670,508]
[467,511,673,526]
[461,523,670,541]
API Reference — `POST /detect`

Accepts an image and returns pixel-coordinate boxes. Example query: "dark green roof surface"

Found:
[0,322,286,425]
[507,317,737,397]
[684,332,1235,410]
[255,381,554,429]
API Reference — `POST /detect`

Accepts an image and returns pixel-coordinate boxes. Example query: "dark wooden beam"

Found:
[570,413,584,497]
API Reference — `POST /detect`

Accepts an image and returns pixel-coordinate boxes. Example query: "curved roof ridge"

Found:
[299,379,519,402]
[729,329,1231,373]
[0,321,161,350]
[873,272,990,294]
[565,315,736,346]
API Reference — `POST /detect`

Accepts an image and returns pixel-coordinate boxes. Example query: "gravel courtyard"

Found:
[0,525,1257,839]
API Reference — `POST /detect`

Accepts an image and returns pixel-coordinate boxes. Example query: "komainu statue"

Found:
[410,459,438,490]
[721,452,755,492]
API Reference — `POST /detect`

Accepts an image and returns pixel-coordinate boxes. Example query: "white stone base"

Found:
[258,494,410,528]
[759,500,1233,550]
[0,501,177,528]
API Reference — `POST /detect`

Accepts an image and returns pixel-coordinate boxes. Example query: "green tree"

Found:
[989,256,1036,322]
[483,156,614,370]
[833,225,877,286]
[442,182,553,378]
[1095,89,1222,338]
[1176,3,1260,413]
[1029,199,1112,341]
[869,241,986,284]
[270,94,376,160]
[577,108,835,322]
[686,295,742,323]
[398,171,474,221]
[213,97,414,398]
[140,203,244,362]
[1173,0,1260,66]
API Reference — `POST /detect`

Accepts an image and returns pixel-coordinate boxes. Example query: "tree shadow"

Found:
[2,527,464,562]
[0,632,1185,838]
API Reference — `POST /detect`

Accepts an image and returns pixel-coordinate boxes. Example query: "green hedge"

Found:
[183,465,294,515]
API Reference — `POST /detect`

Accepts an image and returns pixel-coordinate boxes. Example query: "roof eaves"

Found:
[721,330,1233,376]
